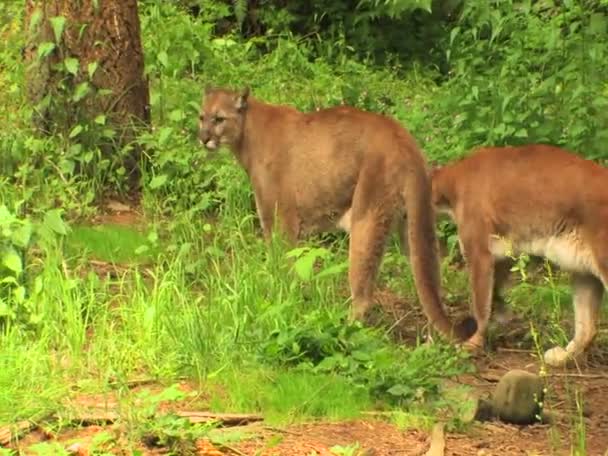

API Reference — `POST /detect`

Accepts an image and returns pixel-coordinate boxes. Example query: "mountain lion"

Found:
[199,86,474,341]
[430,144,608,367]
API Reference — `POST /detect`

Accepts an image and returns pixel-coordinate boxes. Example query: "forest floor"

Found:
[3,204,608,456]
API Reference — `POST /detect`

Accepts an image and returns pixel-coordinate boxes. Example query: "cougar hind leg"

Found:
[347,210,393,321]
[492,258,515,324]
[460,228,496,352]
[347,173,395,322]
[544,273,604,367]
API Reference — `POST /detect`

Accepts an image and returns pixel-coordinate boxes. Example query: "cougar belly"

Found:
[297,205,352,237]
[293,174,356,237]
[488,229,597,275]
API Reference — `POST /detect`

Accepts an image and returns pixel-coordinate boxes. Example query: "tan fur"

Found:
[199,86,475,341]
[430,144,608,366]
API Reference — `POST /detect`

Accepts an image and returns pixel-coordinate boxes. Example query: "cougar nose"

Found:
[199,129,210,146]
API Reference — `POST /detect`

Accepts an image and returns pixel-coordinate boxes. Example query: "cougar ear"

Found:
[235,86,250,111]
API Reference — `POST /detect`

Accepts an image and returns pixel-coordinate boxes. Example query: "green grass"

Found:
[208,369,372,425]
[65,224,158,264]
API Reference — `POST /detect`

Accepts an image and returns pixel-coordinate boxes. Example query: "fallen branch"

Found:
[176,411,263,426]
[547,373,607,380]
[263,425,302,436]
[0,420,37,447]
[0,410,264,447]
[496,347,535,354]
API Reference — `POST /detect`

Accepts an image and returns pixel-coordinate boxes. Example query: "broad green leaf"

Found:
[64,57,79,75]
[94,114,106,125]
[2,248,22,274]
[87,61,99,79]
[316,261,348,279]
[49,16,66,43]
[29,8,43,32]
[59,158,76,175]
[149,175,168,189]
[158,127,173,146]
[69,124,83,138]
[37,42,56,59]
[72,82,90,102]
[43,209,68,235]
[13,286,26,304]
[293,254,317,281]
[387,384,411,397]
[11,224,32,248]
[169,109,184,122]
[157,51,169,68]
[0,205,12,224]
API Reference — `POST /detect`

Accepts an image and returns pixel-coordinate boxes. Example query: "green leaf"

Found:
[59,158,76,175]
[0,205,12,224]
[72,82,90,102]
[158,127,173,146]
[589,13,607,35]
[94,114,106,125]
[37,42,56,59]
[43,209,68,235]
[11,224,32,248]
[0,300,11,317]
[2,248,22,275]
[49,16,66,43]
[64,57,79,75]
[69,124,83,138]
[293,254,317,281]
[29,8,43,33]
[87,61,98,79]
[149,175,168,189]
[13,286,26,304]
[157,51,169,68]
[315,261,348,279]
[387,384,412,397]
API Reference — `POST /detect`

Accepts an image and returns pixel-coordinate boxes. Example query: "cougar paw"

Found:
[348,308,365,324]
[543,346,571,367]
[461,334,484,354]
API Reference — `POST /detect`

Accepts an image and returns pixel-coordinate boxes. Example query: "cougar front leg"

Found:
[461,236,496,352]
[544,273,603,367]
[347,210,392,322]
[253,186,299,242]
[253,192,274,240]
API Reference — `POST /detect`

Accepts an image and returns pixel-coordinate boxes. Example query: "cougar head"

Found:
[199,85,250,152]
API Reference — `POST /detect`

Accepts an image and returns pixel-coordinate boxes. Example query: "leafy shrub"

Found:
[260,311,472,405]
[431,1,608,162]
[0,205,68,326]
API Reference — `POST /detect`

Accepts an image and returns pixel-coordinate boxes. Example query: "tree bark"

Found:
[23,0,150,189]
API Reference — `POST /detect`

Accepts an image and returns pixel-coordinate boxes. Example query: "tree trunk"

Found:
[23,0,150,190]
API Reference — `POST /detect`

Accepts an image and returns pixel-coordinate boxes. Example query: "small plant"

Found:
[330,442,362,456]
[260,310,473,406]
[129,384,216,453]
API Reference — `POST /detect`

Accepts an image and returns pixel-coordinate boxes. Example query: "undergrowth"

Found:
[0,0,606,453]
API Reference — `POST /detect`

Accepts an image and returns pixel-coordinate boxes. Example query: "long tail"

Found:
[403,163,476,342]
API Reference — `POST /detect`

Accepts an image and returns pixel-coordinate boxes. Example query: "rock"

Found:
[490,369,544,425]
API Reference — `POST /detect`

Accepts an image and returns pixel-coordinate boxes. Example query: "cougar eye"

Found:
[199,114,205,121]
[213,116,225,124]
